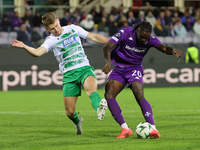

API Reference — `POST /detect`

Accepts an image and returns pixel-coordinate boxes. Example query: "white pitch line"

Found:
[0,109,199,114]
[1,112,199,119]
[0,110,200,119]
[158,110,200,112]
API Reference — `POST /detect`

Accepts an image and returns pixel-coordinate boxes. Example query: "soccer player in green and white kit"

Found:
[11,12,109,135]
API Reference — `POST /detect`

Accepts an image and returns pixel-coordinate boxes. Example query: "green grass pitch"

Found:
[0,87,200,150]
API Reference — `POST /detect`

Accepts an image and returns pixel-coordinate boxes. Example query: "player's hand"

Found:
[11,40,25,48]
[173,49,182,57]
[102,62,111,74]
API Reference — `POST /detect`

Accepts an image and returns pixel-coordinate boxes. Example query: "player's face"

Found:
[46,19,63,36]
[136,28,151,44]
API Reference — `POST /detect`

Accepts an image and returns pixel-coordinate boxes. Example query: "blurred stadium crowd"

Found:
[1,0,200,47]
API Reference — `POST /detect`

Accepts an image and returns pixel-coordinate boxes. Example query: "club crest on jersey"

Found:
[62,36,77,47]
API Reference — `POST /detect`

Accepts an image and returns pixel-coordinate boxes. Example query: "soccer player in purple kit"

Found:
[102,21,182,138]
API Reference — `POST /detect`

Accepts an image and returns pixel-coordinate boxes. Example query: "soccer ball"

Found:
[135,122,153,139]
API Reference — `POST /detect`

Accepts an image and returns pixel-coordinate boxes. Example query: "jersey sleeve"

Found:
[41,36,54,53]
[73,25,89,39]
[109,29,127,44]
[149,36,162,47]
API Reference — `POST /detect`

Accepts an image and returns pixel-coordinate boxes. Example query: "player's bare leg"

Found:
[64,96,83,135]
[84,76,107,120]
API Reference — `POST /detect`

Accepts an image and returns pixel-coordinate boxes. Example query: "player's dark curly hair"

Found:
[132,21,152,33]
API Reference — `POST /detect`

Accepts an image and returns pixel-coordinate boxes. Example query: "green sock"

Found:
[89,92,101,111]
[68,111,79,125]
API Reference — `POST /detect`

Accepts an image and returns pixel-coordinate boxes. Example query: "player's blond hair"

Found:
[42,12,57,27]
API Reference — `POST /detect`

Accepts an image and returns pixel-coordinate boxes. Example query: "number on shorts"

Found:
[132,70,142,77]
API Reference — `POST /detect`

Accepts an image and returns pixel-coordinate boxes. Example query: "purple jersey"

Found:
[109,27,162,67]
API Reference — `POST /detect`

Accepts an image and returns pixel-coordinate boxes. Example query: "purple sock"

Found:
[107,98,126,126]
[139,99,155,125]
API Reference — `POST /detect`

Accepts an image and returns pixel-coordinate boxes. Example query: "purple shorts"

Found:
[108,65,144,86]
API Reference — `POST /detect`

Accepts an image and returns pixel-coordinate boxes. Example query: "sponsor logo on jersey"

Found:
[111,36,118,42]
[62,36,77,47]
[125,45,146,52]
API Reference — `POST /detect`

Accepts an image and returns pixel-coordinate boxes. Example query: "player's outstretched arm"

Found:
[86,33,109,44]
[102,41,116,74]
[11,40,47,57]
[156,44,182,57]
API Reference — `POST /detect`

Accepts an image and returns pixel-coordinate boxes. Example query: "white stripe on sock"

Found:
[121,123,129,130]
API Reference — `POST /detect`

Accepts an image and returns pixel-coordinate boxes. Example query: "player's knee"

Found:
[132,88,144,101]
[104,91,115,99]
[134,89,143,96]
[65,109,75,117]
[66,112,74,117]
[86,89,97,96]
[132,85,143,96]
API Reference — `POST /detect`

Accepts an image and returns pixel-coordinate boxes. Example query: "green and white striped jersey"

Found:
[41,24,90,74]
